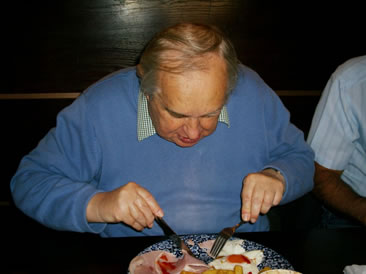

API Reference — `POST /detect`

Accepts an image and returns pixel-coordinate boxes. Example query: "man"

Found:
[11,23,314,236]
[307,55,366,228]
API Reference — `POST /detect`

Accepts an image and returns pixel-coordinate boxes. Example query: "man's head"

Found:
[137,23,239,147]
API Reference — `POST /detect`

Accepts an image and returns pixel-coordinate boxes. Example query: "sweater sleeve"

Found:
[262,88,315,204]
[10,93,106,233]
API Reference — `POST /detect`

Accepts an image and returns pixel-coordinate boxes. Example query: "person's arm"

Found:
[11,90,163,233]
[260,85,315,205]
[313,162,366,225]
[240,82,314,223]
[10,94,106,233]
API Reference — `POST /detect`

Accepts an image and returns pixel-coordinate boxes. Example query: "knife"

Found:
[155,216,196,258]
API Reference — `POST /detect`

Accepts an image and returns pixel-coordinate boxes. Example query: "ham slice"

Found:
[198,239,215,256]
[129,249,210,274]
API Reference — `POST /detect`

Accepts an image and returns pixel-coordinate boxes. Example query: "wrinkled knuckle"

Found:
[133,198,142,209]
[133,222,144,231]
[262,200,272,209]
[136,216,146,225]
[252,196,262,205]
[144,191,154,201]
[244,173,256,182]
[126,181,137,188]
[124,215,135,226]
[263,194,274,204]
[242,194,251,203]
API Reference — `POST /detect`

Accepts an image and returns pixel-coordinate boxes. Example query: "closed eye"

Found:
[165,107,222,119]
[166,109,187,119]
[203,110,221,118]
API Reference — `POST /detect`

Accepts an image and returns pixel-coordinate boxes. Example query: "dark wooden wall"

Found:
[3,0,366,93]
[1,0,365,231]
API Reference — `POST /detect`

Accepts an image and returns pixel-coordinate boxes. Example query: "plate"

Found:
[138,234,294,271]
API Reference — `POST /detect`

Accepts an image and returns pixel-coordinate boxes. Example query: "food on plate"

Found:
[210,239,248,257]
[182,265,244,274]
[128,249,210,274]
[129,238,263,274]
[209,254,259,274]
[206,239,263,274]
[258,267,272,273]
[129,237,299,274]
[199,239,263,264]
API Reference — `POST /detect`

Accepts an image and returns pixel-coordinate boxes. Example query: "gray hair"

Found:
[138,23,239,98]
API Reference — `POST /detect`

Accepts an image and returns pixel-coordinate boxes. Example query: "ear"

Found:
[136,64,144,77]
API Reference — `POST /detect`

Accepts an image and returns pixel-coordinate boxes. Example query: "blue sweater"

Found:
[10,65,314,237]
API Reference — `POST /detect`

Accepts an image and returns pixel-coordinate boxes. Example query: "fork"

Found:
[210,220,246,258]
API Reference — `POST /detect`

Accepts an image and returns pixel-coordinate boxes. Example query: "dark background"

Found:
[1,0,365,232]
[3,0,365,92]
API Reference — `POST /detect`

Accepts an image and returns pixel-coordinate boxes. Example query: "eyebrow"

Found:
[165,106,223,118]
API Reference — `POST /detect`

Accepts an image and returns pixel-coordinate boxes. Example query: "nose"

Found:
[184,118,201,140]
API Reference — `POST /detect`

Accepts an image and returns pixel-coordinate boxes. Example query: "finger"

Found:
[135,197,155,228]
[250,188,264,223]
[131,220,144,231]
[129,201,147,229]
[272,190,283,206]
[260,191,274,214]
[122,204,144,230]
[241,176,255,222]
[137,187,164,217]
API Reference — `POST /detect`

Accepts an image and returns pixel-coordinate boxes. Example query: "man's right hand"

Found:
[86,182,164,231]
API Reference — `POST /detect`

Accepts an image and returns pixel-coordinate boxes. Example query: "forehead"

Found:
[156,54,228,115]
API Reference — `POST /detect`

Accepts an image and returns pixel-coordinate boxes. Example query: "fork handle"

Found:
[235,220,246,229]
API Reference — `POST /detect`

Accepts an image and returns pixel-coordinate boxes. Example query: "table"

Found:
[3,225,365,274]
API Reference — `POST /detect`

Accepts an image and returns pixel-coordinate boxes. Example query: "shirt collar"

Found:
[137,90,230,141]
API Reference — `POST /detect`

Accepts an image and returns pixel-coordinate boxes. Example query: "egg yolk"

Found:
[227,254,251,264]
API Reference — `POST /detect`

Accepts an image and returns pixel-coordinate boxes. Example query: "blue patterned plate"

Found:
[137,234,294,271]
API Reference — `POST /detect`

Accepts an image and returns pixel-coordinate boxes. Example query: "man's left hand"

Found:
[241,169,285,223]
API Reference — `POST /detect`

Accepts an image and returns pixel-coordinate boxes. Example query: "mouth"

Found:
[178,136,200,145]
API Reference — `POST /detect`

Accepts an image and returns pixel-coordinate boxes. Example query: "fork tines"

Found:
[210,220,246,258]
[210,229,232,258]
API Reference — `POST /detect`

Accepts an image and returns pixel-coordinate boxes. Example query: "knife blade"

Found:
[155,216,196,258]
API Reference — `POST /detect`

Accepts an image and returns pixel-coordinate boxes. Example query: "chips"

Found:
[259,267,272,273]
[181,265,243,274]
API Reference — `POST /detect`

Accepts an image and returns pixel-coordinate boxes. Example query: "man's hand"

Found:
[241,169,285,223]
[86,182,164,231]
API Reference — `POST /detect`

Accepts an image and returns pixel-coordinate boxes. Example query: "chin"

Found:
[175,141,198,148]
[159,134,203,147]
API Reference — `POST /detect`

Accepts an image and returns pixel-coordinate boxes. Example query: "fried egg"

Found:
[217,239,246,256]
[208,239,264,274]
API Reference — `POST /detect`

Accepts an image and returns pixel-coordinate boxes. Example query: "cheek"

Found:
[200,118,219,132]
[158,116,185,133]
[150,105,182,134]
